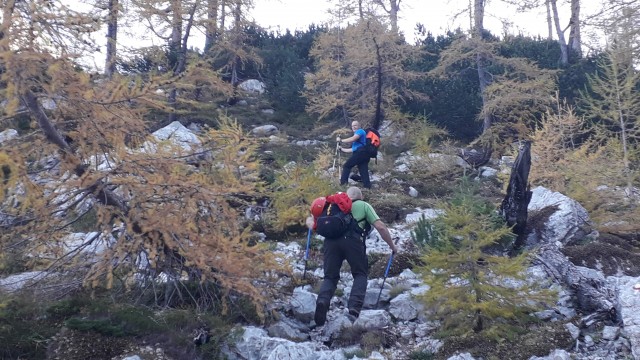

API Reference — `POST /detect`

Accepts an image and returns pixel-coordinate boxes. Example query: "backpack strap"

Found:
[359,129,368,146]
[352,199,372,237]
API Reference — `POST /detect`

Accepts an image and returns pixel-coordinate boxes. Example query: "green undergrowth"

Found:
[0,283,259,360]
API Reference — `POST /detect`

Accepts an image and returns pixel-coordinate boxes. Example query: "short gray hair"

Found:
[346,186,363,200]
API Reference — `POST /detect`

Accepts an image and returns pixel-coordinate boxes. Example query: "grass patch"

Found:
[434,321,573,360]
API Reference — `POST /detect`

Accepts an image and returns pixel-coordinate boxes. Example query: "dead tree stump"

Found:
[500,141,533,253]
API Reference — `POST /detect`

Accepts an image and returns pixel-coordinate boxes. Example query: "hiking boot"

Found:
[346,309,359,322]
[314,302,329,326]
[349,174,362,182]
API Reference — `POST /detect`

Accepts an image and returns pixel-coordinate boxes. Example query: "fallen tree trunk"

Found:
[535,244,618,326]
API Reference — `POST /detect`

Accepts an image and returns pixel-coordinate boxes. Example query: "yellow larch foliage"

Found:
[0,0,281,314]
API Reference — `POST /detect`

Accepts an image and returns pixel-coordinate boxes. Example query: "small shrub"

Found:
[65,317,127,337]
[416,179,553,334]
[361,331,384,353]
[389,284,409,299]
[0,294,59,359]
[410,215,439,249]
[46,297,89,319]
[408,350,434,360]
[269,155,337,232]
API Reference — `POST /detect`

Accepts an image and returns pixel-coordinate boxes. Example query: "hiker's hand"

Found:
[391,245,398,255]
[336,136,341,142]
[305,216,314,230]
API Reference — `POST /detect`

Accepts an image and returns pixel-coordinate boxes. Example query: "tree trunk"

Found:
[550,0,569,65]
[105,0,119,78]
[536,244,617,325]
[500,141,532,253]
[474,0,492,133]
[204,0,218,53]
[568,0,582,58]
[373,35,383,130]
[168,0,183,123]
[0,0,16,51]
[374,0,401,34]
[22,90,71,151]
[227,0,242,105]
[220,0,226,30]
[545,0,553,40]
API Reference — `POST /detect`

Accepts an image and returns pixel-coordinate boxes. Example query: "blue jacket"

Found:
[351,129,367,152]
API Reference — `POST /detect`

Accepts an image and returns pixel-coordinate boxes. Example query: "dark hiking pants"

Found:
[316,233,368,315]
[341,150,371,188]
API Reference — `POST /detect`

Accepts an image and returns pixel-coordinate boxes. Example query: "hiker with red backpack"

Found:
[307,186,397,326]
[336,121,379,189]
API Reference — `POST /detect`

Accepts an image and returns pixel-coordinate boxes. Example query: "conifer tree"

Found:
[431,34,556,144]
[0,0,279,310]
[579,9,640,193]
[416,181,551,334]
[304,16,423,128]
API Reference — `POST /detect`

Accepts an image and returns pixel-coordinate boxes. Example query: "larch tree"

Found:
[0,0,279,310]
[304,16,423,129]
[416,182,552,334]
[579,5,640,193]
[206,0,261,104]
[131,0,204,122]
[431,32,556,142]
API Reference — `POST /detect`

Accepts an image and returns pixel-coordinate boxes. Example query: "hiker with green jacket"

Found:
[337,121,372,189]
[307,186,397,326]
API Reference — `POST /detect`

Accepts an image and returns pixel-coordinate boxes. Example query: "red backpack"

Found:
[310,192,354,238]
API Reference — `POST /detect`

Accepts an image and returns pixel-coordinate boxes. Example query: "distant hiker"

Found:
[337,121,371,189]
[307,186,398,326]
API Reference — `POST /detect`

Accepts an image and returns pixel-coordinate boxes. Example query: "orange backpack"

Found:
[364,128,381,159]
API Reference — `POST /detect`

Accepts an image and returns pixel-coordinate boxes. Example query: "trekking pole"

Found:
[303,228,312,279]
[337,143,341,181]
[375,252,394,309]
[331,141,340,180]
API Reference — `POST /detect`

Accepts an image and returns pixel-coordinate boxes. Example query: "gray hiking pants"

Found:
[316,233,368,315]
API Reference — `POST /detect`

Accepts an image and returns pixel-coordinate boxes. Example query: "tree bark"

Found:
[545,0,553,40]
[374,0,401,34]
[168,0,184,123]
[568,0,582,58]
[536,244,617,324]
[474,0,493,133]
[105,0,119,78]
[373,35,383,130]
[204,0,218,53]
[0,0,16,51]
[550,0,569,65]
[500,141,532,253]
